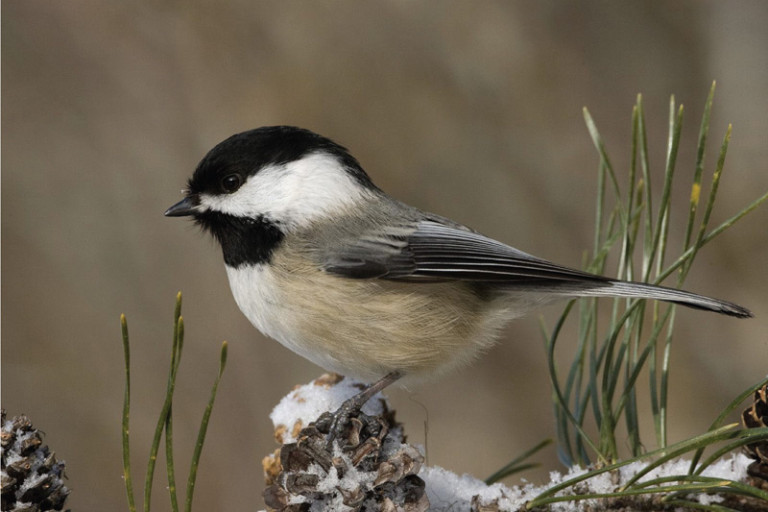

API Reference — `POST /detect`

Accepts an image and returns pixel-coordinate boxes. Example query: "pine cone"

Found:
[263,376,429,512]
[1,410,71,511]
[742,384,768,483]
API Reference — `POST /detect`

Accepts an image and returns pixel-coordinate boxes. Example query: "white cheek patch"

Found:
[199,153,368,229]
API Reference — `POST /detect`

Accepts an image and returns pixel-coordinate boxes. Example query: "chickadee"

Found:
[166,126,751,411]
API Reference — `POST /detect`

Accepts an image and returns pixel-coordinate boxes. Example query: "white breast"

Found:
[224,263,347,372]
[224,252,520,384]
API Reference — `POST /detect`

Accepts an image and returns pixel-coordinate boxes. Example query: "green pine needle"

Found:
[484,438,553,485]
[121,314,137,512]
[523,85,768,507]
[119,293,228,512]
[545,85,766,467]
[184,341,228,512]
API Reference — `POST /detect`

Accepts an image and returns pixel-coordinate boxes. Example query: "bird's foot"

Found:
[315,371,402,449]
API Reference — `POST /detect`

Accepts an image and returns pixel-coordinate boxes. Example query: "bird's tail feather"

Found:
[558,280,752,318]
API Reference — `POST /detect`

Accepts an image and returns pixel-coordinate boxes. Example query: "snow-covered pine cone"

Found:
[263,376,428,512]
[1,410,71,511]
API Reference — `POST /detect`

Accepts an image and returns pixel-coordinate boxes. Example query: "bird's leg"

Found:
[318,371,402,446]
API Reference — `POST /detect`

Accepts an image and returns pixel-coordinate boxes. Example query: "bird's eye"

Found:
[221,174,242,193]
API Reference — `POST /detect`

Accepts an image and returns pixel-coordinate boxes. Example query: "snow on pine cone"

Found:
[263,376,428,512]
[1,410,70,512]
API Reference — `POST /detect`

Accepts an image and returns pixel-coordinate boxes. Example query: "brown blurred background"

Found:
[3,2,767,510]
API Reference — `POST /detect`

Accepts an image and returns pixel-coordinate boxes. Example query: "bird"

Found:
[165,125,751,424]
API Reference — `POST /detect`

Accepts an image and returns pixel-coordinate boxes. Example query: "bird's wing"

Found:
[322,219,607,284]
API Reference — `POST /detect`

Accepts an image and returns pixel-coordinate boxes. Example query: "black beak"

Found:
[164,195,199,217]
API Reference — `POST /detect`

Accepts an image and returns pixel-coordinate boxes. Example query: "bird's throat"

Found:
[196,211,285,267]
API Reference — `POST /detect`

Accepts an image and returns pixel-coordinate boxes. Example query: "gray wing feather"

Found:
[324,220,607,284]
